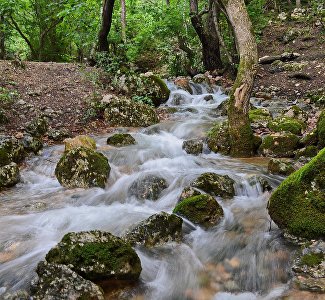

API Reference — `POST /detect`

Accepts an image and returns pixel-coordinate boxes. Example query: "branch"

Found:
[40,17,63,42]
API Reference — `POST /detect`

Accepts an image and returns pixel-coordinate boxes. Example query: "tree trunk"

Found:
[190,0,223,71]
[296,0,301,8]
[0,15,5,59]
[120,0,126,43]
[219,0,258,157]
[98,0,116,52]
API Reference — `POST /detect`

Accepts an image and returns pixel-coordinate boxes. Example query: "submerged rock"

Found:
[0,136,25,167]
[258,133,300,157]
[55,147,110,188]
[191,172,235,199]
[123,212,183,247]
[128,175,167,200]
[207,121,230,155]
[26,116,48,137]
[173,194,224,228]
[104,99,159,127]
[31,262,104,300]
[268,158,295,176]
[64,135,96,152]
[0,162,20,189]
[107,133,136,147]
[268,148,325,239]
[182,139,203,155]
[45,231,142,282]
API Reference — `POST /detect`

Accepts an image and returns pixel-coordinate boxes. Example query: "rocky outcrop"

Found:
[128,175,167,200]
[107,133,136,147]
[45,231,142,282]
[123,212,183,247]
[268,148,325,239]
[268,116,305,135]
[55,147,110,188]
[191,172,235,199]
[173,194,224,229]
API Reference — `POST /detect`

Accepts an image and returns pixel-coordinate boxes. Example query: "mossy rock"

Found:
[249,108,272,123]
[104,99,159,127]
[182,139,203,155]
[178,186,203,202]
[47,129,72,142]
[207,121,230,155]
[258,133,300,157]
[64,135,96,152]
[191,172,235,199]
[268,158,295,176]
[26,116,48,137]
[317,110,325,148]
[300,130,318,147]
[173,194,224,228]
[45,231,142,282]
[128,175,167,200]
[0,136,25,167]
[107,133,136,147]
[268,147,325,239]
[55,147,110,189]
[20,134,43,154]
[123,212,183,247]
[294,146,318,159]
[31,262,104,300]
[268,116,305,135]
[0,162,20,190]
[147,74,170,106]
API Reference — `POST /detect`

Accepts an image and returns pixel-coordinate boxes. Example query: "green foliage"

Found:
[247,0,269,39]
[300,252,324,267]
[0,87,18,107]
[132,95,154,107]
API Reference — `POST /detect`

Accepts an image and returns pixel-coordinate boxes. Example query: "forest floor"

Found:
[0,16,324,139]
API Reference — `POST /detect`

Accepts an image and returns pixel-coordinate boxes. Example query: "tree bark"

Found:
[120,0,126,43]
[0,15,5,59]
[190,0,223,71]
[218,0,258,157]
[98,0,116,52]
[296,0,301,8]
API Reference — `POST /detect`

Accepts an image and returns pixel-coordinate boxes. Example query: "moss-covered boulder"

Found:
[178,186,203,202]
[45,231,142,282]
[64,135,96,152]
[173,194,224,228]
[294,146,318,159]
[0,136,25,167]
[0,162,20,189]
[31,262,104,300]
[26,116,48,137]
[268,148,325,239]
[55,147,110,189]
[317,110,325,148]
[128,175,167,200]
[207,121,230,155]
[123,212,183,247]
[300,130,318,147]
[107,133,136,147]
[268,158,295,176]
[249,108,272,123]
[182,139,203,155]
[268,116,305,135]
[145,74,170,106]
[47,129,72,142]
[20,134,43,154]
[258,133,300,157]
[104,99,159,127]
[191,172,235,199]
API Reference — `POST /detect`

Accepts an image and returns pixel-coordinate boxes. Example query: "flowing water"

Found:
[0,82,295,299]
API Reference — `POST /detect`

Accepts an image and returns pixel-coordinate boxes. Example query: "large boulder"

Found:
[25,116,48,137]
[123,212,183,247]
[45,231,142,282]
[191,172,235,199]
[107,133,136,147]
[55,147,110,189]
[31,262,104,300]
[173,194,224,229]
[268,148,325,239]
[182,139,203,155]
[0,162,20,190]
[128,175,167,200]
[268,116,305,135]
[104,99,159,127]
[0,136,25,167]
[64,135,96,152]
[207,121,230,155]
[143,73,170,107]
[258,133,300,157]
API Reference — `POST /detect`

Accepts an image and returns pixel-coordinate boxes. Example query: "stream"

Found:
[0,82,296,299]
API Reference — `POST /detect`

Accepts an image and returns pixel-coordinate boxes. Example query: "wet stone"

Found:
[0,162,20,190]
[20,134,43,154]
[178,186,202,202]
[25,116,48,137]
[182,139,203,155]
[107,133,136,147]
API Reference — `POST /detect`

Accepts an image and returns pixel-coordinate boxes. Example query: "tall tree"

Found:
[190,0,223,71]
[217,0,258,157]
[98,0,116,52]
[120,0,126,43]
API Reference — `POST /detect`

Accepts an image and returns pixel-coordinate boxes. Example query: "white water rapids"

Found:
[0,82,294,299]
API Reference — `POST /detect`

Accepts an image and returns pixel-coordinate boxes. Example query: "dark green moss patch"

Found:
[268,116,305,135]
[300,253,324,267]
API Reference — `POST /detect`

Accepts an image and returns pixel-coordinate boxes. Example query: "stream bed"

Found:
[0,82,303,299]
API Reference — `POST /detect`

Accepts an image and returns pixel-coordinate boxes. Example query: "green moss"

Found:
[268,117,305,135]
[249,108,271,122]
[173,194,224,228]
[107,133,136,147]
[317,110,325,148]
[300,253,324,267]
[268,148,325,239]
[294,146,318,159]
[207,121,230,155]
